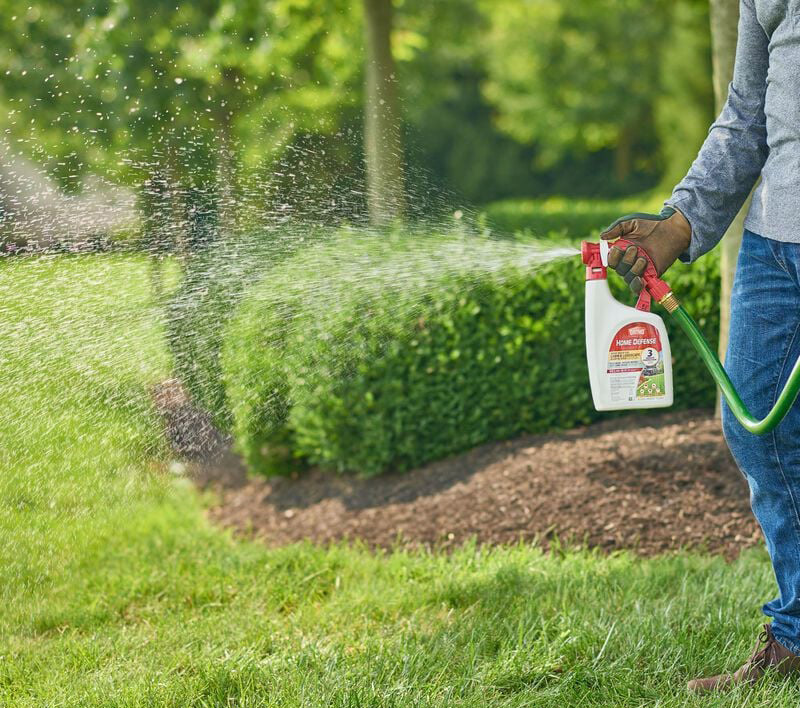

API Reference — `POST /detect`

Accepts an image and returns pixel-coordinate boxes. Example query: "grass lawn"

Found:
[1,253,797,707]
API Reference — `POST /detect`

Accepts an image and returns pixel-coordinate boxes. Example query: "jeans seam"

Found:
[752,230,790,275]
[749,229,793,276]
[770,316,800,560]
[773,242,790,276]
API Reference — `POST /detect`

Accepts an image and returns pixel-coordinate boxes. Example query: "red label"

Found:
[606,322,666,402]
[609,323,661,352]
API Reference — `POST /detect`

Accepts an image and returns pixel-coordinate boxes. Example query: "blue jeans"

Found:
[722,229,800,654]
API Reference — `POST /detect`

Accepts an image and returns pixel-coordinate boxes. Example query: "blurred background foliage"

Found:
[0,0,723,474]
[0,0,713,217]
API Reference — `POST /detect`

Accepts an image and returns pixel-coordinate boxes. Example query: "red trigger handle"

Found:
[611,238,672,313]
[635,288,652,313]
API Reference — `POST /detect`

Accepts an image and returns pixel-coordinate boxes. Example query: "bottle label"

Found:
[607,322,666,403]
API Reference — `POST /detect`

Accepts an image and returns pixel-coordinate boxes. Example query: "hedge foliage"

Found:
[221,229,720,477]
[484,195,665,239]
[165,228,327,426]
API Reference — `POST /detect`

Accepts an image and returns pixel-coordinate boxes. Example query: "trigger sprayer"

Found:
[582,240,800,434]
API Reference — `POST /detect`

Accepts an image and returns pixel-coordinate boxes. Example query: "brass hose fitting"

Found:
[658,292,680,314]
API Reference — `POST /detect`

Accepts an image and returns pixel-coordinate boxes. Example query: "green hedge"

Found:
[222,230,719,477]
[484,195,666,239]
[166,239,268,426]
[165,228,328,427]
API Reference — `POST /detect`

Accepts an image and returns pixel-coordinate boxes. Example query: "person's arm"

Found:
[601,0,769,292]
[666,0,769,263]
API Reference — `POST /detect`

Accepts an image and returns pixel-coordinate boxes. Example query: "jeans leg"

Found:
[721,230,800,654]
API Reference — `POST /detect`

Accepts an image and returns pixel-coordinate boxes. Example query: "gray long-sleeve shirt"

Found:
[666,0,800,262]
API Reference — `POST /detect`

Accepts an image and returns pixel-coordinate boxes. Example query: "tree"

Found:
[655,0,714,187]
[709,0,745,396]
[363,0,405,226]
[0,0,363,232]
[480,0,671,185]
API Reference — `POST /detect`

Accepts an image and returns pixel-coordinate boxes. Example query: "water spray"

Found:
[582,239,800,433]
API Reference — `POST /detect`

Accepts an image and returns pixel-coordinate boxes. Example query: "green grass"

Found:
[1,252,797,706]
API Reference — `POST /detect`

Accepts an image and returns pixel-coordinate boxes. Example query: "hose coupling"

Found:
[658,291,680,314]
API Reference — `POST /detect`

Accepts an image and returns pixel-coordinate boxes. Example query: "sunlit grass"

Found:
[0,252,795,707]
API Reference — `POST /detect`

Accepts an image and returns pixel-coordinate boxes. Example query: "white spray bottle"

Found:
[582,240,674,411]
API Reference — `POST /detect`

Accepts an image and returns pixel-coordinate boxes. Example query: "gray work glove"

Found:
[599,206,692,294]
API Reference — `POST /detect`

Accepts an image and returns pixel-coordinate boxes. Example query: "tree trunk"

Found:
[141,164,175,303]
[614,124,634,183]
[363,0,405,226]
[710,0,746,418]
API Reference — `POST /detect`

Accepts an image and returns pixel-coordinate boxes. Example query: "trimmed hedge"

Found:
[165,228,328,426]
[484,195,665,239]
[222,230,719,477]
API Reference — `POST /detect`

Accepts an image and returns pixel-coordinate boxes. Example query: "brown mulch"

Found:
[154,381,762,557]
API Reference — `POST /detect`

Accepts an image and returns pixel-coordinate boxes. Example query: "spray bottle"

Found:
[582,239,800,433]
[582,240,674,411]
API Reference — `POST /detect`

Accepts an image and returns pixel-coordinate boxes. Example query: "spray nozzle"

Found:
[580,240,611,268]
[599,239,610,267]
[581,241,607,282]
[581,239,677,313]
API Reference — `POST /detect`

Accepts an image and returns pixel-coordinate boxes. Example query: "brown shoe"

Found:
[688,624,800,694]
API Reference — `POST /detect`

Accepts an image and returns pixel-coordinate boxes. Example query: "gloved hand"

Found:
[599,206,692,294]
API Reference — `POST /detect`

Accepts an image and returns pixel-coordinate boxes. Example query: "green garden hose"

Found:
[671,304,800,434]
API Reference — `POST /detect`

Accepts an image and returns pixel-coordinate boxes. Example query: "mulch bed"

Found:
[154,381,762,557]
